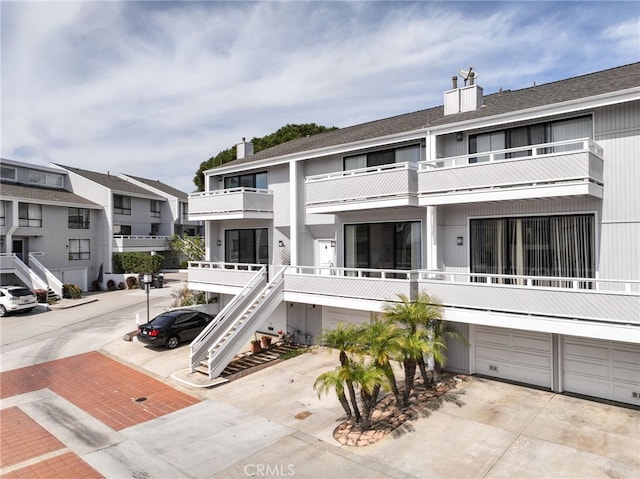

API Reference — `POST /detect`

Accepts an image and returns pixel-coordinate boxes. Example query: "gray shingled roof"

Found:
[222,62,640,168]
[0,181,101,207]
[53,164,164,198]
[124,175,189,200]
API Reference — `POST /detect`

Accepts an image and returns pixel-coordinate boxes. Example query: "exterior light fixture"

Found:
[456,236,464,246]
[217,239,222,246]
[456,132,463,142]
[278,240,285,247]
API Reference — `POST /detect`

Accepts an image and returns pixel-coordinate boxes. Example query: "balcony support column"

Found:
[426,206,438,270]
[289,159,298,266]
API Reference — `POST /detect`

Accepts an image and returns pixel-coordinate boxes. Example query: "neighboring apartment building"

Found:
[0,159,103,293]
[188,63,639,406]
[49,165,201,273]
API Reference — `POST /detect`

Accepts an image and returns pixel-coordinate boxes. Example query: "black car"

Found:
[137,310,216,349]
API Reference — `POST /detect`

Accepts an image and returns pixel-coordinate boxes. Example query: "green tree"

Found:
[193,123,338,191]
[169,233,205,264]
[342,359,388,430]
[314,367,352,419]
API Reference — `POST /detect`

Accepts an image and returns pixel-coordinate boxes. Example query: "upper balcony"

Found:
[112,235,170,253]
[305,163,418,214]
[188,188,273,221]
[418,138,604,205]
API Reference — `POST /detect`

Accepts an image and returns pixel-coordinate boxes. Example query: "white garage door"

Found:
[563,337,640,406]
[474,326,552,388]
[323,307,370,332]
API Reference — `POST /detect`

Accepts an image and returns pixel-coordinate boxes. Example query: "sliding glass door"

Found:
[225,228,268,266]
[470,214,594,286]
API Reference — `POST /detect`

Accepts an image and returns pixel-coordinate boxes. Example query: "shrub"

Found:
[33,289,48,303]
[106,279,117,291]
[126,276,138,289]
[112,252,163,275]
[118,281,126,290]
[171,286,209,307]
[62,283,82,299]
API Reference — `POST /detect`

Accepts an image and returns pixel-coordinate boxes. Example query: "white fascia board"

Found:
[187,282,243,295]
[119,174,180,201]
[111,188,166,201]
[203,130,429,176]
[284,291,385,312]
[444,307,640,344]
[429,87,640,135]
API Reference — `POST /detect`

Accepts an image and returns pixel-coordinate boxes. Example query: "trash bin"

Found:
[153,274,164,288]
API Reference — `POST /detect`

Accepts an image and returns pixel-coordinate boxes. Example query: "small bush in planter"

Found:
[63,283,82,299]
[126,276,138,289]
[106,279,117,291]
[118,281,126,290]
[33,289,48,303]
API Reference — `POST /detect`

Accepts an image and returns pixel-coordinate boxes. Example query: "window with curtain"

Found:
[470,214,594,286]
[114,195,131,215]
[469,115,592,163]
[18,203,42,227]
[113,224,132,236]
[68,239,90,260]
[344,145,421,171]
[344,221,421,277]
[225,228,268,265]
[150,200,161,218]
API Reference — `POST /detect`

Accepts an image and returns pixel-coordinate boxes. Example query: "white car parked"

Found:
[0,286,38,316]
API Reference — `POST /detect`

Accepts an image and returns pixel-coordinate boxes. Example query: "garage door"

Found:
[474,326,552,388]
[563,337,640,406]
[323,307,370,331]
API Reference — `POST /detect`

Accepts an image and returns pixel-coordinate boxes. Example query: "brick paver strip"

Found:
[0,351,200,430]
[1,451,103,479]
[0,408,66,468]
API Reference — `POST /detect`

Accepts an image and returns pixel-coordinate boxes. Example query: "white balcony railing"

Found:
[305,162,418,213]
[417,270,640,325]
[418,138,604,204]
[188,188,273,220]
[112,235,170,252]
[188,261,265,292]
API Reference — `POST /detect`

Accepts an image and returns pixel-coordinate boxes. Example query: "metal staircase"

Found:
[189,266,286,379]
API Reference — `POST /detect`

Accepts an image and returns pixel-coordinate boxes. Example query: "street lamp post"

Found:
[143,273,152,323]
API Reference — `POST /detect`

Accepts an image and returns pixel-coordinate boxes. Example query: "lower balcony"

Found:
[112,235,169,253]
[188,262,265,295]
[188,188,273,220]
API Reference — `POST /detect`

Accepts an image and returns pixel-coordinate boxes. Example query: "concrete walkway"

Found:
[1,275,639,478]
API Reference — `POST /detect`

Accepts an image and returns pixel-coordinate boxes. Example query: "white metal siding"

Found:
[474,325,552,388]
[444,322,470,373]
[562,337,640,406]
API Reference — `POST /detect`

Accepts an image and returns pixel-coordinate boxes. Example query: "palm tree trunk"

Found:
[346,380,361,423]
[383,364,402,406]
[360,390,373,430]
[337,390,352,419]
[417,356,431,388]
[403,358,417,407]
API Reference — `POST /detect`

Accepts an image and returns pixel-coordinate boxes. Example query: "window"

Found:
[113,224,132,236]
[68,208,90,229]
[68,239,90,261]
[18,203,42,227]
[344,221,421,276]
[1,166,16,181]
[29,170,63,188]
[470,214,594,284]
[224,171,268,190]
[114,195,131,215]
[344,145,420,171]
[469,116,592,163]
[225,228,268,264]
[0,201,6,226]
[150,200,161,218]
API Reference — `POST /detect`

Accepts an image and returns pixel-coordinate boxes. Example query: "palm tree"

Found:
[321,323,363,421]
[343,359,388,430]
[428,319,468,383]
[357,318,402,407]
[396,330,432,407]
[314,367,352,419]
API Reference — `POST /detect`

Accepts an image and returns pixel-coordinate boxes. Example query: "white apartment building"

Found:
[187,63,640,406]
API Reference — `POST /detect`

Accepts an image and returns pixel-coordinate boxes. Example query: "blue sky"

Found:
[2,1,639,193]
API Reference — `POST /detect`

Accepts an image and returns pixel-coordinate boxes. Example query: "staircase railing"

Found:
[203,266,286,379]
[190,266,268,371]
[0,254,48,291]
[28,253,63,298]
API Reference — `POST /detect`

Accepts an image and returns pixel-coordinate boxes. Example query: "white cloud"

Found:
[2,1,638,193]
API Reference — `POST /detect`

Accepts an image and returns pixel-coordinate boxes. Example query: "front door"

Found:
[12,239,25,264]
[316,239,336,275]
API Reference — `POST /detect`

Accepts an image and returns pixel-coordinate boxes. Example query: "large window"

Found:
[29,170,63,188]
[150,200,161,218]
[224,171,268,190]
[114,195,131,215]
[470,214,594,283]
[18,203,42,227]
[344,221,421,275]
[469,116,592,163]
[1,166,16,181]
[113,224,132,236]
[225,228,268,264]
[68,208,90,229]
[0,201,6,226]
[344,145,420,171]
[68,239,90,261]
